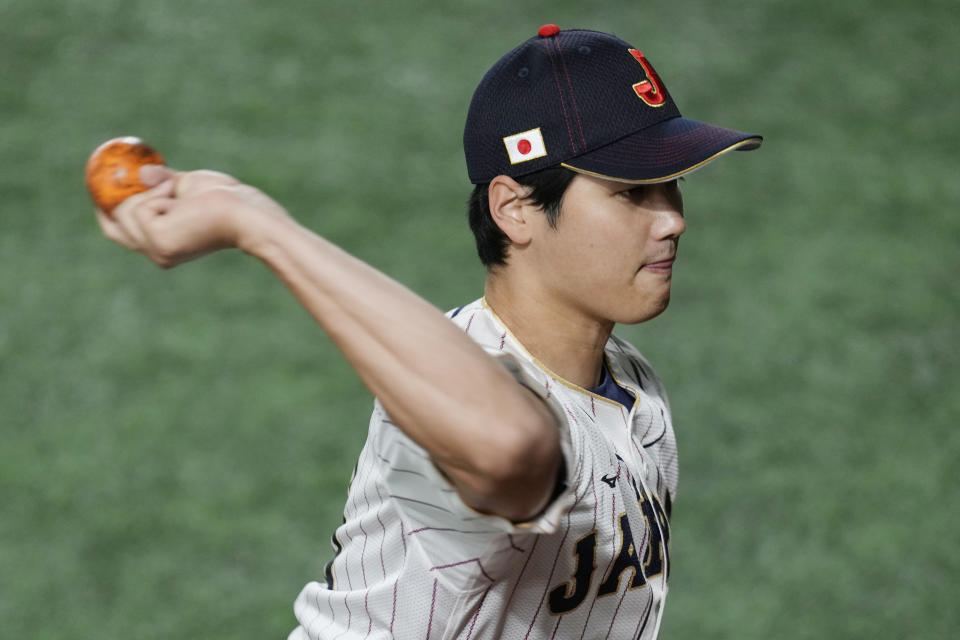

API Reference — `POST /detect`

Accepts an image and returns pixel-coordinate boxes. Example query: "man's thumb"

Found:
[138,164,176,187]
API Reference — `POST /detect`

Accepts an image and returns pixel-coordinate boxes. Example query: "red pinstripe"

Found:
[425,578,439,639]
[549,613,564,640]
[633,596,655,638]
[362,591,372,640]
[390,580,398,634]
[591,463,599,529]
[373,485,388,579]
[605,581,633,640]
[555,38,587,148]
[504,535,540,613]
[542,39,577,153]
[390,519,408,634]
[466,588,491,640]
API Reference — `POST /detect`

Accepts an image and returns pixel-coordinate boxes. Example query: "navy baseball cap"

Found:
[464,24,762,184]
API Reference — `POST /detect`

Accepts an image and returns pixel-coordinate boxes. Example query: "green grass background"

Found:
[2,0,957,637]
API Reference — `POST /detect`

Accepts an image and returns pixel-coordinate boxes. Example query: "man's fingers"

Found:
[108,179,177,251]
[112,178,176,220]
[174,170,239,197]
[113,177,176,212]
[132,196,177,227]
[96,209,137,249]
[138,164,177,187]
[97,168,247,267]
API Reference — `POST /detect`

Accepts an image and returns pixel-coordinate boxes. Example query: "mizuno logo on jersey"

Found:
[600,473,619,488]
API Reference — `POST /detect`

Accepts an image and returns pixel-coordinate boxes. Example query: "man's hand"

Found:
[96,165,292,268]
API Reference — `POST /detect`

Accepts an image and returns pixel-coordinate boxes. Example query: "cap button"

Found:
[538,24,560,37]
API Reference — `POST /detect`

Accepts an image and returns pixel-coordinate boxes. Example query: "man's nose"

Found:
[651,186,685,239]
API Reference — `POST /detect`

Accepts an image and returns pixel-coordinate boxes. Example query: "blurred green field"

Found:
[2,0,958,637]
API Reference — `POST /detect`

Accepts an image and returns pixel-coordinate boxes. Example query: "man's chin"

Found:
[616,295,671,325]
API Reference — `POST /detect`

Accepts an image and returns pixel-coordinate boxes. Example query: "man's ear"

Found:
[488,175,534,246]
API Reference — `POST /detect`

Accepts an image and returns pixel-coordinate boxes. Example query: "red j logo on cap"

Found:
[628,49,666,107]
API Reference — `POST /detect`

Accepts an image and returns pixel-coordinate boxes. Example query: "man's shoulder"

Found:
[605,333,650,367]
[605,333,668,399]
[445,298,506,349]
[446,299,556,391]
[445,298,484,324]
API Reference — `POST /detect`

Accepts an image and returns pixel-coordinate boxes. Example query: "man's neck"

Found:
[484,273,613,389]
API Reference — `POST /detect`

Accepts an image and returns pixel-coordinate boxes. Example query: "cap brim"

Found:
[561,116,762,184]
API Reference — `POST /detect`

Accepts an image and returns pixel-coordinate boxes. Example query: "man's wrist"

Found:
[236,207,303,263]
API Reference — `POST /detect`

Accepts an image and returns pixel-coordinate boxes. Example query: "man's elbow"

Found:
[465,406,564,522]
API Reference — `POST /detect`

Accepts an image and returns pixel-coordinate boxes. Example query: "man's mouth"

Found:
[641,256,675,273]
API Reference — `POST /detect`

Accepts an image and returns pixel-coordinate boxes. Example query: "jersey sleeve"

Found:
[370,353,578,591]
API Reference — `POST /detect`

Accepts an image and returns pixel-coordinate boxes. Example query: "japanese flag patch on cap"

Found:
[503,128,547,164]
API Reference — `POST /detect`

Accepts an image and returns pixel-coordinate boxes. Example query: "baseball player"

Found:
[98,24,760,640]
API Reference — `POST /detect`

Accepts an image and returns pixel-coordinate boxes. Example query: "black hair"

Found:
[467,165,577,268]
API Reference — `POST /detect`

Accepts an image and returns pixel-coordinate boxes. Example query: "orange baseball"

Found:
[85,137,165,215]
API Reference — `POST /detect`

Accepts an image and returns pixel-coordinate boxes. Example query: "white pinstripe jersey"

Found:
[290,298,679,640]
